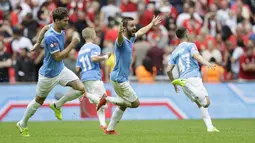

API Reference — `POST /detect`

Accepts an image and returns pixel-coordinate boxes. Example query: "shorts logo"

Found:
[50,43,57,48]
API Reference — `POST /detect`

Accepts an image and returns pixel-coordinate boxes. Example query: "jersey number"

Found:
[79,55,92,71]
[178,53,190,73]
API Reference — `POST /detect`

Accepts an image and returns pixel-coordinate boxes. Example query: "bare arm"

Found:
[52,33,80,61]
[31,25,50,51]
[117,22,124,46]
[0,59,12,68]
[193,53,215,70]
[136,15,162,38]
[166,64,179,93]
[76,67,81,73]
[91,53,111,62]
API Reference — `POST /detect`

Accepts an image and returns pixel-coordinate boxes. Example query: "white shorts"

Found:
[111,81,138,103]
[84,80,106,103]
[36,67,79,97]
[182,77,209,106]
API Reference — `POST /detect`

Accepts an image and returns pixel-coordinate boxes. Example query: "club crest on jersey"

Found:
[50,43,57,48]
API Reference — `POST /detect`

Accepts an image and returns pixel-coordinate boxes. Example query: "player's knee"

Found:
[203,97,210,108]
[35,96,46,105]
[131,100,140,108]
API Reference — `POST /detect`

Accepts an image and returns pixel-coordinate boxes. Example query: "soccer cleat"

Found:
[16,122,30,137]
[97,94,107,111]
[104,130,118,135]
[207,127,220,132]
[100,125,108,131]
[49,103,62,120]
[172,79,187,87]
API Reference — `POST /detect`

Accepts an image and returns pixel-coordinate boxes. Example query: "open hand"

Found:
[151,15,162,26]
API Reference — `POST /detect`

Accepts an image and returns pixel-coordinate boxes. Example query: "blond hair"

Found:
[82,27,96,40]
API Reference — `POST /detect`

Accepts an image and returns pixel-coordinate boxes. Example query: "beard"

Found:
[127,31,135,37]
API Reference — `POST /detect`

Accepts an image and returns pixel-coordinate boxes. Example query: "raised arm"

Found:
[31,25,50,51]
[135,15,162,38]
[117,22,124,46]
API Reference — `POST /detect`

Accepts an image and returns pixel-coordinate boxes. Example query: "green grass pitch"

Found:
[0,119,254,143]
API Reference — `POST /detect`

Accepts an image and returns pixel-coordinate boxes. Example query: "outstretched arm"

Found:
[91,53,112,62]
[193,53,215,70]
[135,15,162,38]
[31,25,50,51]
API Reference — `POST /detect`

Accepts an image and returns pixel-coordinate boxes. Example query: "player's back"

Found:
[169,42,200,79]
[39,27,65,78]
[76,43,101,82]
[110,35,136,83]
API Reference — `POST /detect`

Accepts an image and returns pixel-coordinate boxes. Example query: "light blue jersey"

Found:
[39,26,65,78]
[169,42,201,79]
[76,43,101,82]
[110,35,136,83]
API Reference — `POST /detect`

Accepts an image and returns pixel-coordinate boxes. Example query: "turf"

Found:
[0,119,254,143]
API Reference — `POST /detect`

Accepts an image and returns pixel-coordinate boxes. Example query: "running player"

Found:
[75,27,111,130]
[166,27,219,132]
[16,7,93,137]
[97,16,162,135]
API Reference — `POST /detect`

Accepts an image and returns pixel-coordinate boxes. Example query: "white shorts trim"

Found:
[182,77,208,106]
[36,67,79,97]
[111,80,138,103]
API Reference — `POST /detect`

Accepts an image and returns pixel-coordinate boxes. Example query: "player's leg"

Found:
[105,106,126,135]
[52,68,98,110]
[97,81,138,110]
[84,80,107,129]
[192,78,219,132]
[17,75,57,136]
[104,81,139,134]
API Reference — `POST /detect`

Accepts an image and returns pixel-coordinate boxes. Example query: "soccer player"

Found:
[97,16,162,135]
[16,7,92,137]
[166,27,219,132]
[75,27,112,129]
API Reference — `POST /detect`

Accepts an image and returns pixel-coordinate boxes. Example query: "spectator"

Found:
[202,39,222,64]
[0,40,12,82]
[11,27,33,55]
[135,57,156,83]
[100,0,120,26]
[134,36,152,68]
[238,43,255,80]
[146,45,164,75]
[231,40,245,79]
[21,13,40,41]
[201,57,224,83]
[15,47,35,82]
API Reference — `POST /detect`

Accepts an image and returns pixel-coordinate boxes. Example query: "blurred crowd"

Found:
[0,0,255,84]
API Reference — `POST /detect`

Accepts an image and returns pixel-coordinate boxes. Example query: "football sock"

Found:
[97,107,107,127]
[20,99,41,128]
[107,107,124,131]
[200,107,214,129]
[106,97,132,107]
[55,90,99,109]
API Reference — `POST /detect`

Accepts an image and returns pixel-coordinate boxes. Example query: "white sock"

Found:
[107,107,124,131]
[20,99,41,128]
[200,107,214,129]
[106,97,132,107]
[97,108,106,127]
[55,90,82,109]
